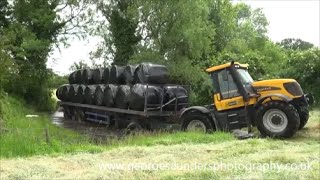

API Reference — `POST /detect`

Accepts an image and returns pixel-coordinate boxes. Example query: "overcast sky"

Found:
[47,0,320,75]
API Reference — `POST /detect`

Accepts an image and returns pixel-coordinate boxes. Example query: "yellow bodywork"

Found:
[208,63,302,111]
[206,62,248,73]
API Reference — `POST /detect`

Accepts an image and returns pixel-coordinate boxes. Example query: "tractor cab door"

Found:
[212,68,247,110]
[211,68,248,130]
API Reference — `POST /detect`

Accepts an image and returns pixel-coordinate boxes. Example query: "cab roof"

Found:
[205,62,249,73]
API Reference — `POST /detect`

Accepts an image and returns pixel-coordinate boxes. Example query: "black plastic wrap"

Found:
[133,63,169,84]
[84,85,96,105]
[75,69,83,84]
[110,65,125,84]
[68,84,79,103]
[122,65,138,84]
[68,72,76,84]
[82,69,94,84]
[115,85,131,109]
[94,84,106,106]
[60,85,71,101]
[93,68,110,84]
[56,86,63,101]
[163,86,188,110]
[74,85,86,103]
[103,84,118,107]
[129,84,163,111]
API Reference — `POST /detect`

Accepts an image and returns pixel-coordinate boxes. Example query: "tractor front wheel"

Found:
[256,101,300,138]
[297,106,309,130]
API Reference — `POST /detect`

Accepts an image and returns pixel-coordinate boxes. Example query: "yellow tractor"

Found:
[180,61,314,138]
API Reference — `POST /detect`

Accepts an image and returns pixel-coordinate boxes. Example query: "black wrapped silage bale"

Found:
[92,68,110,84]
[103,84,118,107]
[163,86,188,110]
[94,85,106,106]
[82,69,94,84]
[75,69,83,84]
[133,63,169,84]
[68,72,76,84]
[128,84,163,111]
[110,65,125,84]
[84,85,96,105]
[56,86,63,101]
[103,67,110,84]
[74,85,86,103]
[68,84,79,103]
[114,85,131,109]
[122,65,138,85]
[60,85,71,101]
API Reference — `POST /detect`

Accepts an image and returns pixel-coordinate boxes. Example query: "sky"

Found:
[47,0,320,75]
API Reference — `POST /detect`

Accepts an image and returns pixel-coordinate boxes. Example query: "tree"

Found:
[0,0,10,29]
[208,0,236,54]
[127,0,214,105]
[277,38,314,51]
[280,48,320,102]
[94,0,140,65]
[69,60,89,71]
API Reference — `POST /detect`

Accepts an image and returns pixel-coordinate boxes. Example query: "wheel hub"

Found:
[263,109,288,133]
[186,120,206,132]
[271,115,282,125]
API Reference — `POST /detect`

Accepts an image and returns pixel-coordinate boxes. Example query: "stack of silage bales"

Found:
[56,63,188,111]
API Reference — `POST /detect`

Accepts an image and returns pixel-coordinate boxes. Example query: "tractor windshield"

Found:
[237,69,253,85]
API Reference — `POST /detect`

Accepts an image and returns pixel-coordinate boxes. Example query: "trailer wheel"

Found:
[63,106,72,120]
[256,101,300,138]
[73,108,85,122]
[126,122,143,135]
[181,112,214,133]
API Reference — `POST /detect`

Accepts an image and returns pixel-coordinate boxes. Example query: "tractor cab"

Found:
[206,62,257,112]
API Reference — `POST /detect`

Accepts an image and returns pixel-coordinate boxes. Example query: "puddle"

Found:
[51,108,125,142]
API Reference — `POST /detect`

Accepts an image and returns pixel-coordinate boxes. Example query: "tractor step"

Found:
[231,129,255,139]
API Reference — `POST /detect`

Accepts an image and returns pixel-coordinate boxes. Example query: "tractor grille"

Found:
[284,82,303,96]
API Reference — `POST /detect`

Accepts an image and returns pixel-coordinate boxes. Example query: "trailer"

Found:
[58,84,190,132]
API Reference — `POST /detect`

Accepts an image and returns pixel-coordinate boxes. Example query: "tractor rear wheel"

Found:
[256,101,300,138]
[181,112,214,133]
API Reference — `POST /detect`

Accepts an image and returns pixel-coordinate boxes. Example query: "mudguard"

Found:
[254,94,292,108]
[179,106,221,130]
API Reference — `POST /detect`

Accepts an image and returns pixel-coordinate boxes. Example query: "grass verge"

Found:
[0,93,103,158]
[0,93,235,158]
[0,93,319,179]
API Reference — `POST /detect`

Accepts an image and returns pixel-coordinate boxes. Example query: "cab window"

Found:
[217,69,240,99]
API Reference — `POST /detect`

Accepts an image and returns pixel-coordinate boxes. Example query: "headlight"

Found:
[284,82,303,96]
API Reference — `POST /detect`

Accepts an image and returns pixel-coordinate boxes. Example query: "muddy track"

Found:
[51,108,125,141]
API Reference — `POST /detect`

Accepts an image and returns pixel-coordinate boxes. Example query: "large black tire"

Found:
[126,122,143,135]
[256,101,300,138]
[181,112,214,133]
[297,106,309,130]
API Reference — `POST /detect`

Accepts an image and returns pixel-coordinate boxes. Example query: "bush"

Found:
[280,48,320,104]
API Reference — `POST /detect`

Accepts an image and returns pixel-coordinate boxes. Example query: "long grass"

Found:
[0,94,236,158]
[0,93,319,179]
[0,94,104,158]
